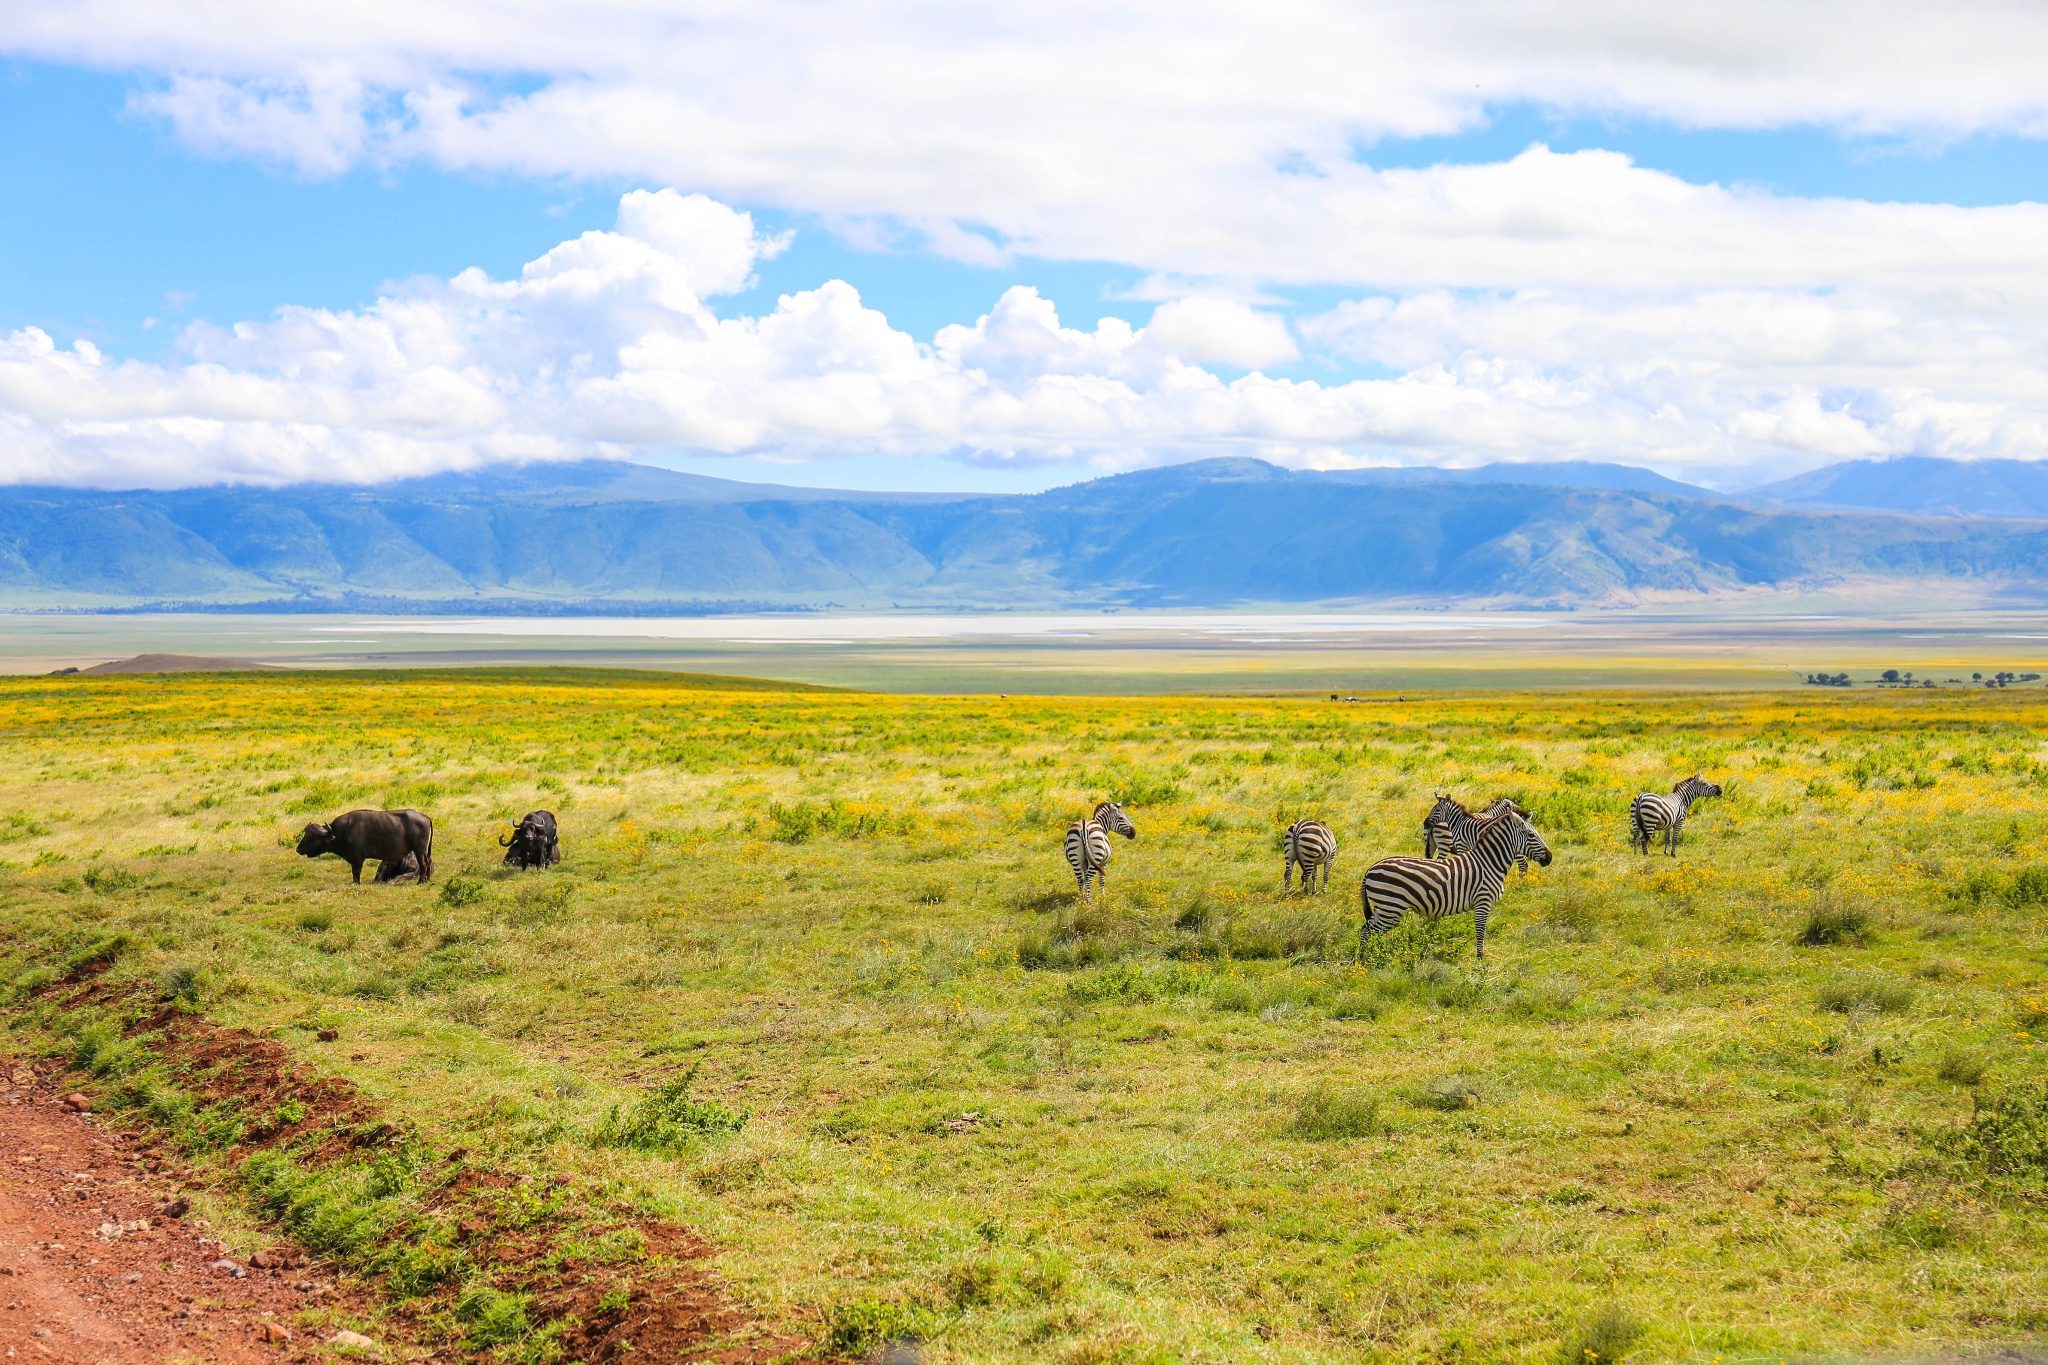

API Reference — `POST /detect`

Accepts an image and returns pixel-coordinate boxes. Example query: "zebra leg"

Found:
[1284,856,1294,894]
[1474,895,1494,960]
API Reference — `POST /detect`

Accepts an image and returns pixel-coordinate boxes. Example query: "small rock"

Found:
[159,1196,191,1219]
[31,1326,51,1337]
[210,1258,247,1278]
[251,1249,275,1268]
[124,1272,141,1283]
[327,1327,382,1353]
[62,1092,90,1112]
[260,1322,293,1343]
[316,1028,339,1042]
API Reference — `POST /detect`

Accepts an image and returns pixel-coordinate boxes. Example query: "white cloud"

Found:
[1144,300,1299,370]
[6,189,2048,490]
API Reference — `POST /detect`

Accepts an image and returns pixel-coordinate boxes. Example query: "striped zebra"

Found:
[1361,809,1552,960]
[1065,801,1137,897]
[1629,775,1722,856]
[1283,819,1337,894]
[1422,794,1528,858]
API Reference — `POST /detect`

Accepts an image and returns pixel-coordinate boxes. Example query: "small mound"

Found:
[72,654,285,675]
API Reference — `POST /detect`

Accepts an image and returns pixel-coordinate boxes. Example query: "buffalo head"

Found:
[296,823,335,858]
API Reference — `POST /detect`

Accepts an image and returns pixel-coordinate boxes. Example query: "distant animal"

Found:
[1361,809,1552,960]
[1422,794,1528,858]
[1283,819,1337,893]
[1065,801,1136,898]
[1629,775,1722,856]
[296,809,435,884]
[500,810,562,870]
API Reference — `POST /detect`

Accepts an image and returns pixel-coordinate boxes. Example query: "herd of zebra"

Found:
[1062,774,1722,960]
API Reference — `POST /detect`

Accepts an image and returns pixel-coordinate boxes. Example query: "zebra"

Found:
[1283,819,1337,894]
[1361,809,1552,960]
[1629,775,1722,856]
[1422,794,1528,858]
[1065,801,1136,897]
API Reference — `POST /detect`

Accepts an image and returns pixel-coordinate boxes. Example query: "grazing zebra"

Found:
[1629,775,1722,856]
[1362,809,1553,960]
[1422,794,1528,858]
[1284,819,1337,894]
[1065,801,1137,897]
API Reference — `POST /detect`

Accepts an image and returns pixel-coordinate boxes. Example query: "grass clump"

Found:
[1797,898,1871,947]
[296,907,335,932]
[1554,1302,1646,1365]
[823,1295,941,1355]
[1940,1082,2048,1184]
[1937,1048,1988,1087]
[592,1065,748,1154]
[1816,975,1915,1014]
[160,964,203,1004]
[1419,1075,1483,1111]
[1286,1083,1382,1140]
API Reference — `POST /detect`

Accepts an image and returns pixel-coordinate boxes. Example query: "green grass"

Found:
[3,673,2048,1362]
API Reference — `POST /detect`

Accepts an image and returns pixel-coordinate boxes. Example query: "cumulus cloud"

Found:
[6,189,2048,490]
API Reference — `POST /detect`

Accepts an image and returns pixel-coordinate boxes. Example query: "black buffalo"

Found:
[501,810,562,870]
[297,809,435,884]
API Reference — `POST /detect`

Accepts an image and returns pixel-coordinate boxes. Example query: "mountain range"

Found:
[4,455,2047,611]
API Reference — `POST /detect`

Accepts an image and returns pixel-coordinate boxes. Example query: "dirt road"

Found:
[1,1059,383,1365]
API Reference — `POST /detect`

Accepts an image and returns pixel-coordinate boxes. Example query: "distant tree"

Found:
[1882,669,1901,683]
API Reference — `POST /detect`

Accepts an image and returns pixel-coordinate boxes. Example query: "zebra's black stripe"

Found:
[1629,775,1722,856]
[1362,810,1552,960]
[1284,819,1336,894]
[1065,800,1137,897]
[1422,795,1526,858]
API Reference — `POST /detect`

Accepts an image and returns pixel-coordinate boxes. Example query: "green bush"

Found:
[592,1066,748,1154]
[1287,1084,1381,1139]
[438,875,488,908]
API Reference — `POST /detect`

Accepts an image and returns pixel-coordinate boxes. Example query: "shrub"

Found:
[1287,1084,1381,1139]
[1936,1048,1987,1087]
[1554,1303,1646,1365]
[592,1066,748,1154]
[1797,899,1870,947]
[1816,976,1915,1015]
[438,875,488,908]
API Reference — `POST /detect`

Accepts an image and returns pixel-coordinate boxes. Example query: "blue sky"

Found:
[3,4,2048,493]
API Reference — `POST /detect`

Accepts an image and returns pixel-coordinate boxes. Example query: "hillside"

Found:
[5,457,2048,610]
[1747,456,2048,518]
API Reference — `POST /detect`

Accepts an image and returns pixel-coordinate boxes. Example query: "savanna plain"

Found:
[3,670,2047,1365]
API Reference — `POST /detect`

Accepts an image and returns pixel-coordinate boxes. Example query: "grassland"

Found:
[3,668,2047,1364]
